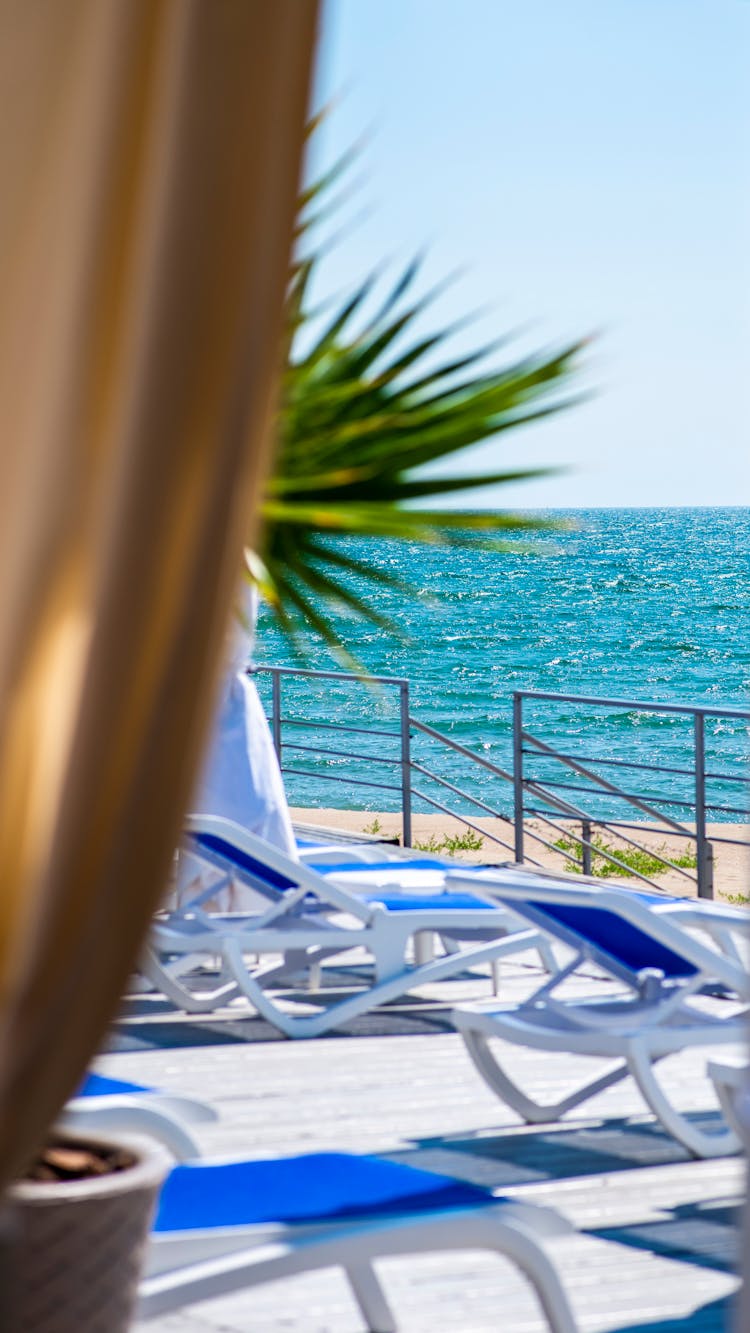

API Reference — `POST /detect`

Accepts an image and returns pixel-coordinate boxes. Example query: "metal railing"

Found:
[252,666,750,899]
[251,664,517,857]
[255,663,415,841]
[513,690,750,899]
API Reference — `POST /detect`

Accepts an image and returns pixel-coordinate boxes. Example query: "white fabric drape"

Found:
[183,583,296,910]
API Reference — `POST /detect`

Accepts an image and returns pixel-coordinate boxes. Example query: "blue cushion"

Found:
[153,1152,493,1233]
[76,1072,151,1098]
[632,889,689,905]
[192,832,297,891]
[363,892,494,913]
[530,901,697,978]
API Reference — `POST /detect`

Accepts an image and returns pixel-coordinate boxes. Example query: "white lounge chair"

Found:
[64,1070,579,1330]
[141,815,552,1039]
[138,1148,577,1332]
[449,869,750,1159]
[60,1071,217,1160]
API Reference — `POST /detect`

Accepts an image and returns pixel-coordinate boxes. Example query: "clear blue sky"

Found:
[310,0,749,509]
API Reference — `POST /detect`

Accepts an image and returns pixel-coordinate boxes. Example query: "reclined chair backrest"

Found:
[188,830,458,894]
[181,816,489,919]
[450,871,749,996]
[180,815,376,924]
[186,827,299,902]
[520,897,698,984]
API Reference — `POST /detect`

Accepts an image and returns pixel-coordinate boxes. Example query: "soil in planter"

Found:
[24,1142,136,1183]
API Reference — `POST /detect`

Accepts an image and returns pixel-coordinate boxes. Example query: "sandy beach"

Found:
[291,806,750,904]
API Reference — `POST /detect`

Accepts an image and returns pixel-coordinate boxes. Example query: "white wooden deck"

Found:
[105,954,746,1332]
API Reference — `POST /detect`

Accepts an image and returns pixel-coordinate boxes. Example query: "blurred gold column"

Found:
[0,0,317,1186]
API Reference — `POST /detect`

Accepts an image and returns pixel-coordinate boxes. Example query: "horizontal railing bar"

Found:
[530,786,748,821]
[525,805,588,827]
[550,821,697,883]
[517,688,750,721]
[526,774,696,812]
[410,761,513,823]
[409,718,515,783]
[522,746,750,789]
[496,803,582,860]
[524,812,748,849]
[251,664,409,687]
[513,809,589,871]
[532,783,750,815]
[522,730,692,833]
[579,818,696,841]
[281,741,398,768]
[521,748,698,780]
[280,766,402,796]
[522,807,666,886]
[273,717,402,741]
[522,808,667,889]
[522,779,599,823]
[522,799,682,885]
[409,787,518,857]
[522,810,750,863]
[703,769,750,786]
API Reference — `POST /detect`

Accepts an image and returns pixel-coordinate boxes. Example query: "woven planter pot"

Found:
[3,1131,169,1333]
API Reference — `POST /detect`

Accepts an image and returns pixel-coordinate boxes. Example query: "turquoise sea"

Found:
[254,508,750,822]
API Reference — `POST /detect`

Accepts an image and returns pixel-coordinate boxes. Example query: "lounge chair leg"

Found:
[536,938,558,974]
[461,1029,631,1123]
[139,947,239,1013]
[413,930,435,966]
[491,959,501,995]
[628,1044,741,1159]
[308,961,322,992]
[482,1217,578,1333]
[370,923,410,984]
[259,948,331,987]
[346,1262,396,1333]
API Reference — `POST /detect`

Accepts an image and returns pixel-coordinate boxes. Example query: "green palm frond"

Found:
[252,141,588,660]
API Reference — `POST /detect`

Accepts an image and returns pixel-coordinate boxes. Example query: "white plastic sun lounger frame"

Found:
[449,870,750,1159]
[707,1058,750,1150]
[142,816,551,1039]
[138,1188,577,1333]
[60,1081,217,1160]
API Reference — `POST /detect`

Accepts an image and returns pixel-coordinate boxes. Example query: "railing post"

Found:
[513,692,524,864]
[400,680,412,847]
[581,819,593,876]
[694,711,713,899]
[271,669,282,766]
